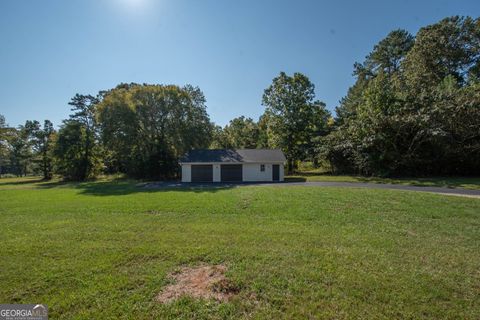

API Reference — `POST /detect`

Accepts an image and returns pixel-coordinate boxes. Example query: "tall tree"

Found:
[54,94,101,180]
[365,29,414,75]
[210,125,229,149]
[404,16,480,92]
[257,113,270,149]
[223,116,260,149]
[335,29,413,125]
[54,120,101,180]
[324,16,480,176]
[68,94,100,180]
[262,72,330,172]
[97,84,213,179]
[24,120,56,179]
[8,126,32,177]
[0,115,8,176]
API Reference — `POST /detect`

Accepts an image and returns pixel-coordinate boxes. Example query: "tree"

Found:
[262,72,330,172]
[257,113,270,148]
[210,125,229,149]
[222,116,260,149]
[404,16,480,92]
[24,120,56,180]
[8,126,32,177]
[97,84,213,179]
[324,16,480,176]
[68,94,100,180]
[335,30,414,126]
[54,94,102,180]
[54,121,100,180]
[0,115,8,176]
[365,29,414,75]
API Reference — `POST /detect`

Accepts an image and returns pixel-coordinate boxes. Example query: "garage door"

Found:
[221,164,242,182]
[191,165,213,182]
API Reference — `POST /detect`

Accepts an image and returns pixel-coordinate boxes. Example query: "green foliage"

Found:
[211,116,260,149]
[7,127,32,177]
[54,120,102,180]
[0,114,9,176]
[262,72,331,172]
[1,116,56,179]
[24,120,56,180]
[324,16,480,176]
[365,29,414,75]
[97,83,213,179]
[54,94,102,180]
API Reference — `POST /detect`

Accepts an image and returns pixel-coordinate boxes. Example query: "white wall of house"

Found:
[213,164,221,182]
[246,163,284,181]
[181,162,284,182]
[243,163,272,181]
[181,164,191,182]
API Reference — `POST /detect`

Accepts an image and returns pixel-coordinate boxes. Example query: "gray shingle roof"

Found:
[180,149,286,163]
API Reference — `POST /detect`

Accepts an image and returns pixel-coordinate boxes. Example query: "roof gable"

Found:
[180,149,286,163]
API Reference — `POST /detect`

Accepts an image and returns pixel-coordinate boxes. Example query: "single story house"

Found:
[179,149,286,183]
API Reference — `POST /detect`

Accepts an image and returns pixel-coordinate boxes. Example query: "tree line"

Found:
[0,16,478,180]
[323,16,480,176]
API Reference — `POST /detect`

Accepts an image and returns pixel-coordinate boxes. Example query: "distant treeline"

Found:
[0,16,479,180]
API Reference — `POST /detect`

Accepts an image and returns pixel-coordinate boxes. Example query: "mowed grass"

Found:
[0,177,479,319]
[286,172,480,190]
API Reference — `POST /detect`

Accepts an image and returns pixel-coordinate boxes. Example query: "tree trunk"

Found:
[288,159,295,174]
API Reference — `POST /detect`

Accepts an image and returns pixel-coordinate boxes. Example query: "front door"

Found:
[272,164,280,181]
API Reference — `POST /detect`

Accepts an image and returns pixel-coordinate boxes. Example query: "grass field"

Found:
[1,177,479,319]
[286,171,480,190]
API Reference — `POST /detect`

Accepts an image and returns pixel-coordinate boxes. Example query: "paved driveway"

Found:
[144,181,480,198]
[270,181,480,198]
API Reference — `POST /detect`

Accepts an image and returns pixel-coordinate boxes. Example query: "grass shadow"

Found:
[73,180,238,196]
[284,177,307,182]
[1,176,246,196]
[0,178,45,186]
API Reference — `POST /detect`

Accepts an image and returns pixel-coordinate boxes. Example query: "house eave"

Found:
[179,161,286,165]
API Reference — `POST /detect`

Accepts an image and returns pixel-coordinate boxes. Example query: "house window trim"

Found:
[260,164,265,172]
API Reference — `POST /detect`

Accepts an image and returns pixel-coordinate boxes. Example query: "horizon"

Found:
[1,0,479,128]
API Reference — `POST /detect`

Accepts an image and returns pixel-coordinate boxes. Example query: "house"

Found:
[179,149,286,183]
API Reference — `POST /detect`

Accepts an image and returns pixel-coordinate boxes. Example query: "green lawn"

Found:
[286,172,480,190]
[0,177,479,319]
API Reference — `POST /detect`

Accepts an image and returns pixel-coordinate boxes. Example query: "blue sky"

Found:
[0,0,478,128]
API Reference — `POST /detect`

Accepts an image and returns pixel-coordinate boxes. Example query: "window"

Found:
[260,164,265,172]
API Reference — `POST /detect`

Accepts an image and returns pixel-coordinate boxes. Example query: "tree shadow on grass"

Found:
[284,177,307,182]
[0,178,45,186]
[62,179,296,196]
[66,180,238,196]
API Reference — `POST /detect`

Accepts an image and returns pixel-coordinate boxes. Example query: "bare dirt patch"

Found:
[156,264,238,303]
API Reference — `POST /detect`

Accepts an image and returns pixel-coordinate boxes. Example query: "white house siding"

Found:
[181,164,191,182]
[243,163,273,182]
[279,164,285,181]
[213,164,221,182]
[181,163,284,182]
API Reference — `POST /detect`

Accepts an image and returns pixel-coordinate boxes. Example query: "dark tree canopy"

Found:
[54,94,102,180]
[97,83,213,179]
[211,116,260,149]
[324,16,480,176]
